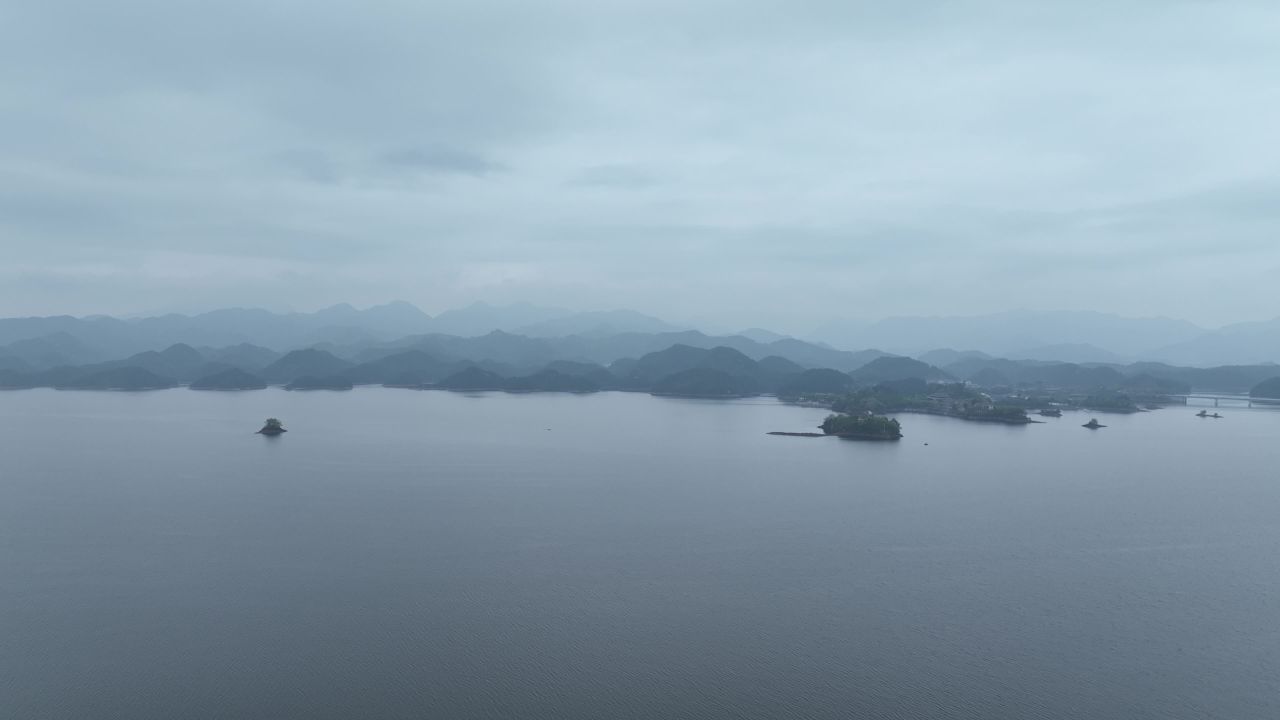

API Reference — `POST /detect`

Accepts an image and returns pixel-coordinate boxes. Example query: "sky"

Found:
[2,0,1279,333]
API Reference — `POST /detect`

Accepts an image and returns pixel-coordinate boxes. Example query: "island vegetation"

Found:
[257,418,286,435]
[820,413,903,440]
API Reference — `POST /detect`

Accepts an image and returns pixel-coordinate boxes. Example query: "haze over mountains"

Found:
[0,302,684,367]
[808,311,1262,364]
[3,301,1280,397]
[2,302,1278,369]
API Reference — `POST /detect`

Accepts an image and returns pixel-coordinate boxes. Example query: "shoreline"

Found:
[768,430,901,441]
[888,409,1042,425]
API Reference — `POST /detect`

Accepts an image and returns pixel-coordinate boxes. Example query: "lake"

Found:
[2,388,1278,719]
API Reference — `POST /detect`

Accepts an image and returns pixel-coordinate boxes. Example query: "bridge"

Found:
[1173,394,1280,408]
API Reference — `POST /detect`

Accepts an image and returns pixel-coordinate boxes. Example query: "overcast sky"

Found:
[2,0,1278,332]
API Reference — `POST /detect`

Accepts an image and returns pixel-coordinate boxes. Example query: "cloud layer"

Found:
[3,0,1278,331]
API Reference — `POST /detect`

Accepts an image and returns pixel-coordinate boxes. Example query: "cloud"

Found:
[1,0,1279,328]
[567,164,660,189]
[377,147,505,177]
[272,149,342,184]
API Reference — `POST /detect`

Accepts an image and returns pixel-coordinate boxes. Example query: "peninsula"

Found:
[818,379,1034,426]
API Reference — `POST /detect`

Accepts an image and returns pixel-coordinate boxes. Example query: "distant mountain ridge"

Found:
[512,309,686,337]
[1149,317,1280,366]
[810,310,1280,366]
[0,302,691,361]
[2,330,1277,397]
[1,304,1278,369]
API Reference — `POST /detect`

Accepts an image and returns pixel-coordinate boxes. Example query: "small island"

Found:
[820,413,903,441]
[257,418,287,436]
[1082,418,1106,429]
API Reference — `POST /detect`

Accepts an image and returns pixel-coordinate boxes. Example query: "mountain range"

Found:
[808,310,1280,366]
[0,303,1278,369]
[2,334,1277,398]
[0,302,686,367]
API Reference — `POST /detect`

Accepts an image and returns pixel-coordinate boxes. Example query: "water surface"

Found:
[2,389,1278,719]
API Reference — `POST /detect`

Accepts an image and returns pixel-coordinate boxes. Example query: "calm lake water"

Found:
[2,388,1278,719]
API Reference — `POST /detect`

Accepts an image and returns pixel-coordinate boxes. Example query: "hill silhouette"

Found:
[651,368,759,397]
[504,369,601,393]
[1251,377,1280,399]
[285,375,354,391]
[262,349,353,384]
[438,366,506,390]
[190,368,267,391]
[778,368,854,396]
[849,356,950,385]
[57,366,176,390]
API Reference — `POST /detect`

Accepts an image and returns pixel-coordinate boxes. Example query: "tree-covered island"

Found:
[820,413,903,440]
[257,418,286,436]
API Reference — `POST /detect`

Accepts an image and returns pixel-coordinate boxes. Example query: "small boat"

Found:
[1082,418,1106,429]
[1038,408,1063,417]
[1196,410,1209,417]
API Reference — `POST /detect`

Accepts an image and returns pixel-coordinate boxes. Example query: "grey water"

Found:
[2,388,1278,719]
